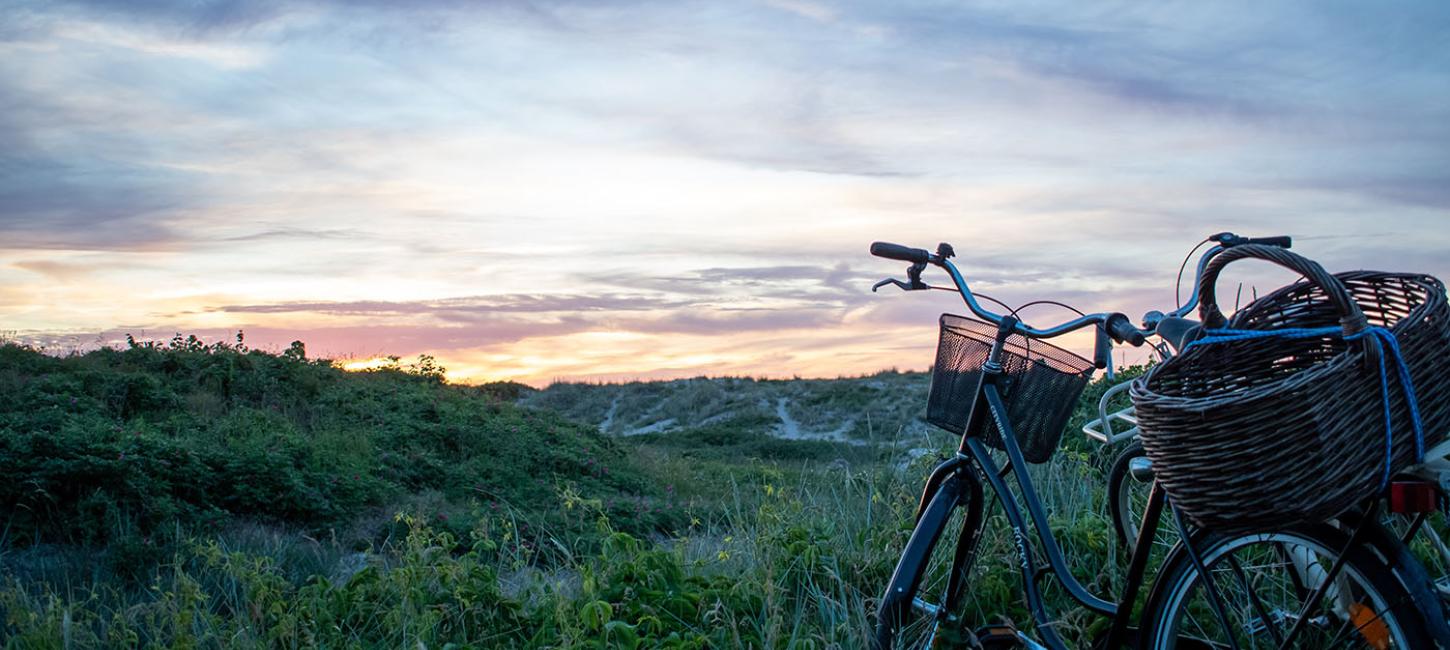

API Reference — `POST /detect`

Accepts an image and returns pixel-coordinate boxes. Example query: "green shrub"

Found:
[0,339,664,556]
[0,343,1149,648]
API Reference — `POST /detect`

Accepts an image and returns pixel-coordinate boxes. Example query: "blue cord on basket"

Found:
[1184,325,1425,492]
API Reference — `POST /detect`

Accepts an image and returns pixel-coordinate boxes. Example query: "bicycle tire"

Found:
[1140,522,1437,649]
[1108,441,1147,550]
[873,475,979,650]
[1395,517,1450,623]
[1338,508,1450,637]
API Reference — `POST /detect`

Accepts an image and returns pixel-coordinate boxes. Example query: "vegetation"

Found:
[1,336,1156,648]
[525,372,932,441]
[0,336,669,569]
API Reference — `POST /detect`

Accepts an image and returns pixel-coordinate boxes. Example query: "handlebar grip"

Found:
[1244,235,1291,248]
[870,242,931,264]
[1093,324,1112,369]
[1106,313,1145,347]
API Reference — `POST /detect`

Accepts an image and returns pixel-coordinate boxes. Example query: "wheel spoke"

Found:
[1149,529,1426,649]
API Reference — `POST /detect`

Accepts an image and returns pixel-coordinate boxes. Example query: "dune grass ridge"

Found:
[0,337,1147,648]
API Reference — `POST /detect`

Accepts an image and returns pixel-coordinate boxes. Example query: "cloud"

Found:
[3,0,1448,385]
[221,227,368,243]
[624,307,842,336]
[210,291,854,339]
[0,172,190,251]
[1296,175,1450,211]
[43,0,286,35]
[766,1,837,23]
[580,264,880,299]
[216,293,692,316]
[11,260,110,282]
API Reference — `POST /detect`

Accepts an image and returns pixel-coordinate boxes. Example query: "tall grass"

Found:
[2,339,1152,647]
[2,431,1144,648]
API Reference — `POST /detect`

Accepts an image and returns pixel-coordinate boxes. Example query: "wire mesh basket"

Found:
[926,314,1096,463]
[1131,245,1450,533]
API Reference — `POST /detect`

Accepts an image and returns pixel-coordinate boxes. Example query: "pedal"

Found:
[975,625,1022,649]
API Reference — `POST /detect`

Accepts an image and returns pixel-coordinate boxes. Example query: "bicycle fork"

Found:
[885,457,988,638]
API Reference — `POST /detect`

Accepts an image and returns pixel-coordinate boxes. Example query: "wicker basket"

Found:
[1130,245,1450,533]
[927,314,1095,463]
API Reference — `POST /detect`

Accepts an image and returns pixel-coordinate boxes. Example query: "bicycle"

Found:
[868,239,1448,649]
[1087,237,1450,634]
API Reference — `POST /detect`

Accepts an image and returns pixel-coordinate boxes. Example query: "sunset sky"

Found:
[3,1,1449,385]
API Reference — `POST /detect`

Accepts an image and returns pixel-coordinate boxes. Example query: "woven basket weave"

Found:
[1130,245,1450,533]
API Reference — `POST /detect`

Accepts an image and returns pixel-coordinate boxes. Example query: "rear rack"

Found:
[1081,380,1140,446]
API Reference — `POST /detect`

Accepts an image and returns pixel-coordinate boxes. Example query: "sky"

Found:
[2,1,1449,385]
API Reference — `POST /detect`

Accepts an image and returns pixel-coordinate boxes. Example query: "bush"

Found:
[0,339,665,557]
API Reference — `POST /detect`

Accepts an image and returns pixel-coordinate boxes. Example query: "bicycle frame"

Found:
[906,316,1166,649]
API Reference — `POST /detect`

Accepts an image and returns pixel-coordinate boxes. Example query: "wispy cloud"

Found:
[216,293,694,316]
[2,1,1447,384]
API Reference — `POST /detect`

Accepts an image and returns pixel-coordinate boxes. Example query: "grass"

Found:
[0,337,1163,647]
[523,372,932,441]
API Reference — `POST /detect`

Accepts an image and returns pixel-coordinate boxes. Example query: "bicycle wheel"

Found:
[1400,515,1450,620]
[1108,441,1149,549]
[1107,442,1182,561]
[1353,510,1450,629]
[874,475,982,650]
[1140,523,1436,649]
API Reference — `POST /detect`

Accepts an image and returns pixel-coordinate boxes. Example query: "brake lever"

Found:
[872,261,930,293]
[872,278,913,292]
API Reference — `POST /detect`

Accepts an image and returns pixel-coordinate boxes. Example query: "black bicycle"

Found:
[868,239,1448,649]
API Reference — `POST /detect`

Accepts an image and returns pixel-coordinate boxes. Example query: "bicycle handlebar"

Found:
[1165,233,1292,320]
[869,232,1292,348]
[1210,232,1292,249]
[871,241,1145,345]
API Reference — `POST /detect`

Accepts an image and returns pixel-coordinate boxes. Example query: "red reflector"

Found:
[1389,481,1438,514]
